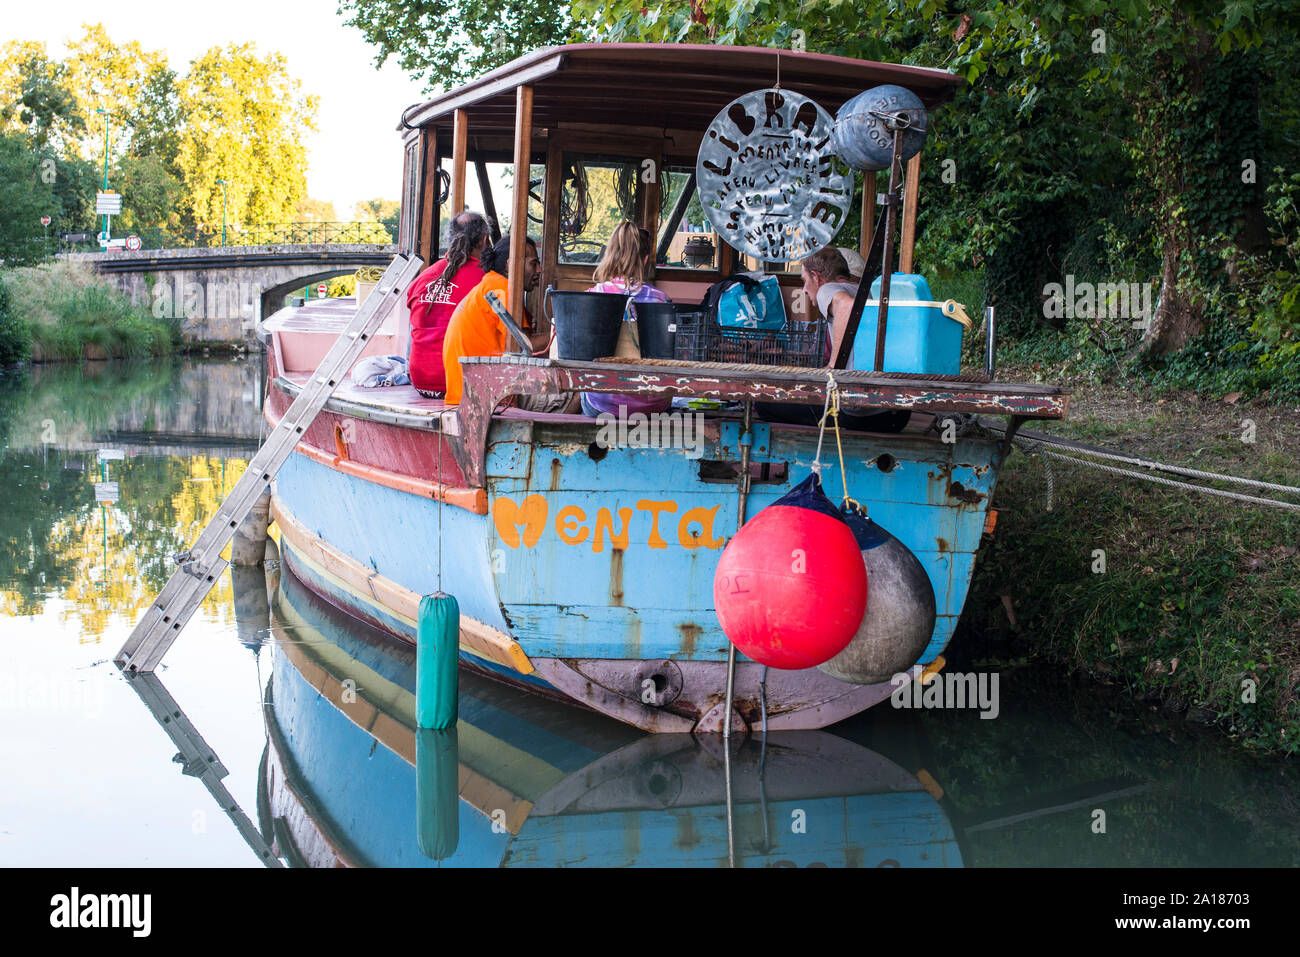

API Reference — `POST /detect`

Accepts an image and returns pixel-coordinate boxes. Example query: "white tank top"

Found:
[816,281,859,318]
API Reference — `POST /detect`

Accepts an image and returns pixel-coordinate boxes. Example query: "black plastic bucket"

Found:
[632,301,677,359]
[547,288,626,361]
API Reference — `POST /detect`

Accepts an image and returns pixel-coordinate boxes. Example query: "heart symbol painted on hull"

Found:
[492,495,548,549]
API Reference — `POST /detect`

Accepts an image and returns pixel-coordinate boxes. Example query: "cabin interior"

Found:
[262,46,975,408]
[391,44,964,352]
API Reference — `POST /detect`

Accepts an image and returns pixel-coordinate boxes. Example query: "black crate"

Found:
[673,311,828,367]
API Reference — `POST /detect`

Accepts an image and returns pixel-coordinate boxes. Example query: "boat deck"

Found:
[277,357,1067,422]
[265,300,1068,424]
[275,367,956,439]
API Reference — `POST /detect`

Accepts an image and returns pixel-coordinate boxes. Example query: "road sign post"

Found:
[96,191,122,247]
[317,282,328,298]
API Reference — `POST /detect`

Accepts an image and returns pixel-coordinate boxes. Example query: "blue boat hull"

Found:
[271,410,1002,731]
[262,565,965,868]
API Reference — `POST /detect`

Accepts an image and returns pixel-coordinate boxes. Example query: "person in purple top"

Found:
[581,222,674,418]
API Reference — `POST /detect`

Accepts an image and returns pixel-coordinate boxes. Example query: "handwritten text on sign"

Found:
[697,88,852,263]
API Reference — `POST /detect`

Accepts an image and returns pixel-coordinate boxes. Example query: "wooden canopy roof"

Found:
[399,43,964,135]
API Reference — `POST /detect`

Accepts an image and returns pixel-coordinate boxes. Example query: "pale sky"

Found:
[5,0,430,216]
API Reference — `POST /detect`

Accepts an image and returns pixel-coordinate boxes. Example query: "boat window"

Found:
[558,154,641,265]
[657,166,716,271]
[400,137,420,255]
[447,161,545,246]
[526,163,545,237]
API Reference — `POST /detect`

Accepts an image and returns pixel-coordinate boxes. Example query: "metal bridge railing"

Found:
[57,221,397,252]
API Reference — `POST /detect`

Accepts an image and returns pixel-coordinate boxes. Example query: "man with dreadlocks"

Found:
[405,211,491,397]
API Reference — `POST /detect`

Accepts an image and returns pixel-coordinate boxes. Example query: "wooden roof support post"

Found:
[417,128,442,264]
[859,171,876,259]
[540,137,563,313]
[899,152,921,274]
[508,84,534,328]
[452,109,468,215]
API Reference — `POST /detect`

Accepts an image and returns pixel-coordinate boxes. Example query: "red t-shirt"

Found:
[406,256,486,393]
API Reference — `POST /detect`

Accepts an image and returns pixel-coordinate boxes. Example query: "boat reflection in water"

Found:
[261,566,964,868]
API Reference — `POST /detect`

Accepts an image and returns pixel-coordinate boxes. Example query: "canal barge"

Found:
[259,44,1069,734]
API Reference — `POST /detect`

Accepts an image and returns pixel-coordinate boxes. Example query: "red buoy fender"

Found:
[713,474,867,670]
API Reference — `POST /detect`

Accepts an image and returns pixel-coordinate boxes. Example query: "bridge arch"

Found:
[260,269,367,323]
[66,244,399,346]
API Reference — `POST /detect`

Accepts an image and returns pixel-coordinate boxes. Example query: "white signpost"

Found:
[97,449,126,462]
[96,191,122,247]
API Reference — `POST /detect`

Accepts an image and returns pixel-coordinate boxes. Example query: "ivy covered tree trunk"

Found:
[1143,240,1201,356]
[1132,31,1265,357]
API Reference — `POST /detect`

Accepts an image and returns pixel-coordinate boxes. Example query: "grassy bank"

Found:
[958,370,1300,754]
[0,261,179,362]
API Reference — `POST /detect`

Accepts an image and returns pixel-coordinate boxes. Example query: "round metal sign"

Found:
[40,215,51,226]
[317,283,328,298]
[697,88,852,263]
[125,234,142,251]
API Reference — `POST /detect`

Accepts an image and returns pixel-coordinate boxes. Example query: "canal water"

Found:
[1,358,1296,867]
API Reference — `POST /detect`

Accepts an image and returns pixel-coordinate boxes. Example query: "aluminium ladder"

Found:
[116,253,423,674]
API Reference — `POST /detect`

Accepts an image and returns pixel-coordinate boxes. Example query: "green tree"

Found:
[353,197,400,240]
[339,0,574,90]
[130,63,184,176]
[64,24,171,164]
[113,153,182,231]
[573,0,1298,359]
[295,197,338,222]
[0,42,85,155]
[0,275,32,363]
[0,131,57,264]
[50,153,99,234]
[177,43,318,229]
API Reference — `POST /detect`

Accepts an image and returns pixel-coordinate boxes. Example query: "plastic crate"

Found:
[673,311,828,367]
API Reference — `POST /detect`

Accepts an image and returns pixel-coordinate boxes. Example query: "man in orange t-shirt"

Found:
[442,234,542,405]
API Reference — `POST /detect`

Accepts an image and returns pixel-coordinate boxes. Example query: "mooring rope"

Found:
[1004,429,1300,513]
[1040,444,1055,512]
[1007,428,1300,497]
[811,371,835,475]
[1032,446,1300,512]
[436,409,449,592]
[810,371,864,510]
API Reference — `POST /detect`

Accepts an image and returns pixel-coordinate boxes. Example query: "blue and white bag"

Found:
[703,273,788,331]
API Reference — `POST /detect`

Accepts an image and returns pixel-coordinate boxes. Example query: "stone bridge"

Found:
[65,243,397,346]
